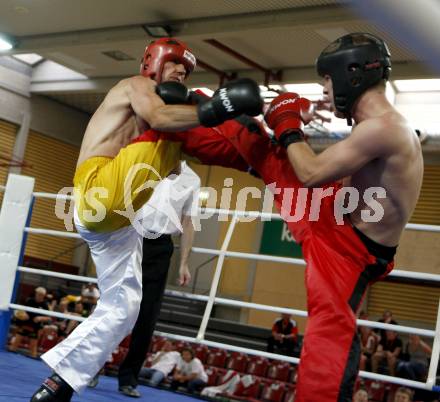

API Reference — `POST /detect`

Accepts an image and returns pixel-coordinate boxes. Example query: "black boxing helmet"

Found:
[316,33,391,125]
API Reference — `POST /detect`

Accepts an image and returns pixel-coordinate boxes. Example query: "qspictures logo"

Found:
[55,164,387,235]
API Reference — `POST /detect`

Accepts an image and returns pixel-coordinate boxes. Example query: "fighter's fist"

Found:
[197,78,263,127]
[156,81,191,104]
[265,93,313,148]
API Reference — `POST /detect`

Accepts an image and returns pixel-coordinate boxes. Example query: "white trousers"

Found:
[41,211,143,393]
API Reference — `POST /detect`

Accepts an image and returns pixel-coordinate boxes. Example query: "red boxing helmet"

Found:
[140,37,196,83]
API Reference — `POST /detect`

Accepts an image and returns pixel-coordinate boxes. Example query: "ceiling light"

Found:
[102,50,135,61]
[315,28,350,42]
[142,25,172,38]
[385,82,395,104]
[259,85,281,98]
[12,53,43,65]
[394,79,440,92]
[283,83,323,95]
[0,36,14,51]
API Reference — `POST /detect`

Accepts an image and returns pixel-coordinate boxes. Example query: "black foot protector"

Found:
[30,374,74,402]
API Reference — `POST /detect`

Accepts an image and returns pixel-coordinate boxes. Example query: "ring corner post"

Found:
[0,174,35,350]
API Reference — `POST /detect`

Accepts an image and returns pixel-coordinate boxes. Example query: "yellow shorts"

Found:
[73,140,181,232]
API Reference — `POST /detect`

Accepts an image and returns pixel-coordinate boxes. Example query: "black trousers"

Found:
[118,234,174,387]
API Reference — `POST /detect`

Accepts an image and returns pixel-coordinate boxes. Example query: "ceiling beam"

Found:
[30,61,435,94]
[12,5,354,53]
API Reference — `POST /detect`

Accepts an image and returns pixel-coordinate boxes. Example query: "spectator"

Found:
[267,313,298,357]
[81,283,100,315]
[171,347,208,394]
[359,323,377,371]
[9,287,51,358]
[139,341,180,386]
[45,290,58,311]
[393,387,413,402]
[376,310,398,341]
[353,388,369,402]
[372,330,402,376]
[397,335,431,381]
[52,298,70,338]
[64,301,85,336]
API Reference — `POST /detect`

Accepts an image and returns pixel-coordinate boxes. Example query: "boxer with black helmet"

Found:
[316,32,392,125]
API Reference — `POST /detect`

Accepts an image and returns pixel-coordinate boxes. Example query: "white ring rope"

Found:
[14,267,437,338]
[5,301,436,392]
[5,187,439,392]
[9,303,86,323]
[22,229,440,282]
[18,266,97,284]
[24,227,81,239]
[17,187,440,233]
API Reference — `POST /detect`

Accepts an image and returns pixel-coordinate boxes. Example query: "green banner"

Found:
[259,220,303,258]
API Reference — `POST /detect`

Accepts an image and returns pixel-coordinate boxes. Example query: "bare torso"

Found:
[344,112,423,246]
[76,74,199,168]
[76,79,150,166]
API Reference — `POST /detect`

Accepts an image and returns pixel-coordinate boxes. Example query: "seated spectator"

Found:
[375,310,398,342]
[372,330,402,376]
[171,347,208,394]
[393,387,413,402]
[353,388,369,402]
[52,298,69,337]
[45,290,58,311]
[139,341,180,387]
[81,283,100,315]
[267,313,298,357]
[64,301,86,336]
[359,323,377,371]
[9,287,51,358]
[397,334,431,381]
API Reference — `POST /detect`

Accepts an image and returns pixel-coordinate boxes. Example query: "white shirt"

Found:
[136,161,200,235]
[151,351,180,375]
[177,357,208,382]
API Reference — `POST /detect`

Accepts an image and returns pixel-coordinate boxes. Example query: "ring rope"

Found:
[4,187,439,392]
[15,267,437,338]
[7,301,437,392]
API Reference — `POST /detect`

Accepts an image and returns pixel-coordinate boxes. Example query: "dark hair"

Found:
[181,347,195,359]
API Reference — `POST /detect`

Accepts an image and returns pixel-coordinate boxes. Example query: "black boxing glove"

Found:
[197,78,263,127]
[156,82,208,106]
[156,81,191,104]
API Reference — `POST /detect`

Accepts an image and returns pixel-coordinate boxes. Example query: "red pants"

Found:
[139,121,395,402]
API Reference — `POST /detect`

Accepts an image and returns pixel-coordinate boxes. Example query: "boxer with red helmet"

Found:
[30,36,263,402]
[140,37,196,83]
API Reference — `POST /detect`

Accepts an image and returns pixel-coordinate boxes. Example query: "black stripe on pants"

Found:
[337,259,388,402]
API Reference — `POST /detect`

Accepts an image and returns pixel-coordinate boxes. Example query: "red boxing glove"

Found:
[264,93,313,148]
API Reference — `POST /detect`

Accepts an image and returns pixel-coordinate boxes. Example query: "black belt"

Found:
[352,225,397,263]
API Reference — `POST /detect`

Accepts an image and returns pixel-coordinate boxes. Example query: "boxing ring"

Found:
[0,174,439,398]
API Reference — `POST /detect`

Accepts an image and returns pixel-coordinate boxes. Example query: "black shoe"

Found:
[118,385,141,398]
[30,374,74,402]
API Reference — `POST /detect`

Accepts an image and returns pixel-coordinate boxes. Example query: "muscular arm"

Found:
[85,76,199,139]
[178,214,194,286]
[126,76,199,132]
[285,119,391,187]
